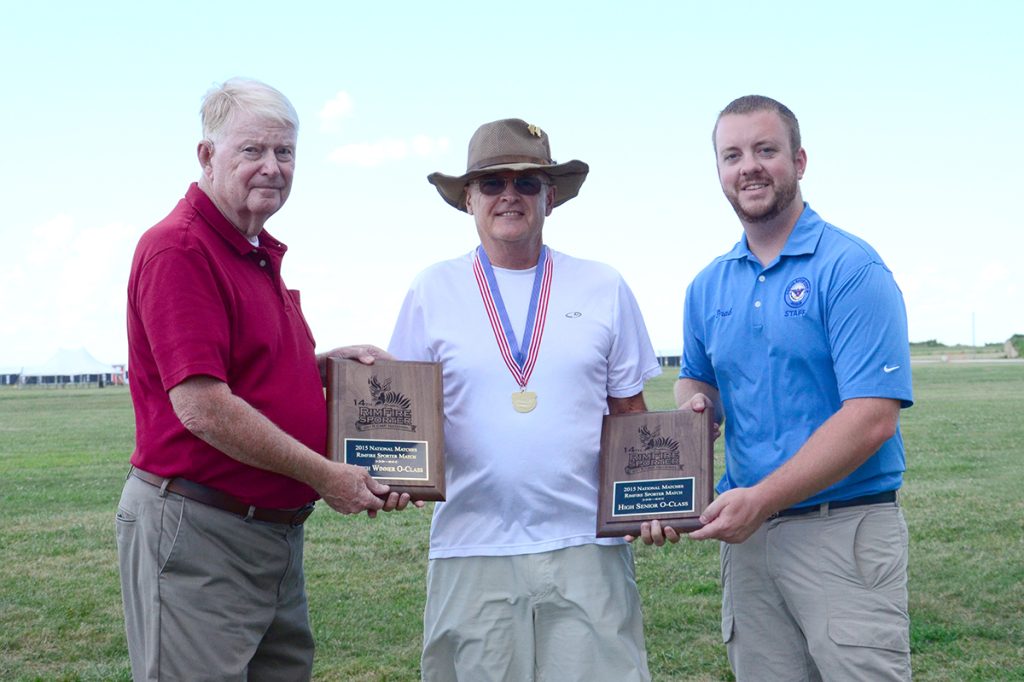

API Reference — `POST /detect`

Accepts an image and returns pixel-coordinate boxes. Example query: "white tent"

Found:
[19,348,124,386]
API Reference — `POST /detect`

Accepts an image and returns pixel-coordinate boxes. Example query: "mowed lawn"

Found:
[0,362,1021,681]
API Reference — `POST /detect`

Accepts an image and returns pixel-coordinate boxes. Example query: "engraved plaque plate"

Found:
[327,358,445,501]
[596,409,714,537]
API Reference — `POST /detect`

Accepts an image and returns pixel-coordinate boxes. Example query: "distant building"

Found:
[17,348,124,387]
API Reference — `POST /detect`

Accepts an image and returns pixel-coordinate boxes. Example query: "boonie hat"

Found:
[428,118,589,212]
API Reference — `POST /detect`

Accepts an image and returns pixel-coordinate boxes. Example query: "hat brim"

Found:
[427,160,589,212]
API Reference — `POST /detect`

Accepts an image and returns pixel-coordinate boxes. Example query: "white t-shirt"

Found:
[388,249,661,558]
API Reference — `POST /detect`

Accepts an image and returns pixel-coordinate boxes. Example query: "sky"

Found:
[1,1,1022,368]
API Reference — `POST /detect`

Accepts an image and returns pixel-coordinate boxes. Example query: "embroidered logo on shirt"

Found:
[784,277,811,308]
[565,311,582,318]
[883,364,901,373]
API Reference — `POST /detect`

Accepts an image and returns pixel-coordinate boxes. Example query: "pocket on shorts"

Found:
[720,541,734,644]
[823,507,909,653]
[827,617,909,653]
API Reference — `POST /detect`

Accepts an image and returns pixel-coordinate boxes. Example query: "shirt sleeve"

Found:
[387,282,434,362]
[828,262,913,407]
[134,246,231,391]
[679,278,717,387]
[606,276,661,398]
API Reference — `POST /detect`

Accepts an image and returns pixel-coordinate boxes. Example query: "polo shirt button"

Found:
[754,300,762,308]
[259,259,267,267]
[758,275,766,282]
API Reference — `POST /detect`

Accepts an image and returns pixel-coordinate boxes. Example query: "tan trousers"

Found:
[116,474,313,681]
[722,502,911,681]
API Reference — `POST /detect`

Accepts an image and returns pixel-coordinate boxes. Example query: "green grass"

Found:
[1,363,1022,680]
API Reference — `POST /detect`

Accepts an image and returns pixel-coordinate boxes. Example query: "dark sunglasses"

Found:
[474,175,548,196]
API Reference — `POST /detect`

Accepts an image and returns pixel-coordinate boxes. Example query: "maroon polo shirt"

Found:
[127,183,325,508]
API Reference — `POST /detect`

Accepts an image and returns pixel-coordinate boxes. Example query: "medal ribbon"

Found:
[472,245,553,389]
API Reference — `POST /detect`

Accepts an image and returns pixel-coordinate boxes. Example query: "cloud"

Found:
[318,91,354,132]
[411,134,449,156]
[979,260,1010,286]
[328,135,449,167]
[328,138,408,166]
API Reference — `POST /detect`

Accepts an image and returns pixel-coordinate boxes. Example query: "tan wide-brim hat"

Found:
[427,118,589,212]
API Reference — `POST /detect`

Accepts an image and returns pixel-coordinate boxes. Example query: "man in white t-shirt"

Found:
[388,118,660,682]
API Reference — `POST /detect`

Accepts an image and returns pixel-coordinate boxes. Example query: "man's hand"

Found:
[318,345,394,385]
[682,392,721,442]
[327,345,394,365]
[627,520,681,546]
[688,487,769,544]
[375,491,425,518]
[315,461,390,515]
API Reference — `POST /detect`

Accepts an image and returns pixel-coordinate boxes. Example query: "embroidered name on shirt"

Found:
[716,308,733,318]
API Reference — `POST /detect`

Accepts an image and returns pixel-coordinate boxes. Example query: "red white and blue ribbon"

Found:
[472,245,553,390]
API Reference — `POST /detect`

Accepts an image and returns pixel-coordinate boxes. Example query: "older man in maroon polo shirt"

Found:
[116,77,414,681]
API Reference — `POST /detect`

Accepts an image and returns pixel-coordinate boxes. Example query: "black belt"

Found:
[770,490,898,520]
[129,467,315,526]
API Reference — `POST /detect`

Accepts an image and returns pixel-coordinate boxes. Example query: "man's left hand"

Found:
[627,519,681,546]
[370,491,425,518]
[687,487,769,544]
[326,344,394,365]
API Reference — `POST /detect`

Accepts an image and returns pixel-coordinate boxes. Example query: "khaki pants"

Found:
[422,543,651,682]
[722,502,911,681]
[116,474,313,681]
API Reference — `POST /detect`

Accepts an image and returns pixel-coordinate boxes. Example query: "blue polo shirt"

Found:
[680,204,912,507]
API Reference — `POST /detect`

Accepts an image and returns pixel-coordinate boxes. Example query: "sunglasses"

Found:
[474,175,548,196]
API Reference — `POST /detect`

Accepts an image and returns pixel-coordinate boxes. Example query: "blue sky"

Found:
[2,1,1022,366]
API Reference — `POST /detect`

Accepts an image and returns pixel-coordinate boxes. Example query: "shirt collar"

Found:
[185,182,287,256]
[722,203,823,262]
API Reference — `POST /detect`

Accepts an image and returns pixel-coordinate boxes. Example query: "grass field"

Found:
[1,362,1022,680]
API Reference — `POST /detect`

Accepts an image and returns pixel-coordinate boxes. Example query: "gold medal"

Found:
[473,247,552,416]
[512,390,537,413]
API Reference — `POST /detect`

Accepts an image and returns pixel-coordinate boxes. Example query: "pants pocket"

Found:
[822,508,909,654]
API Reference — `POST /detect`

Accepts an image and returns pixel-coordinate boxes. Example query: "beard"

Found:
[726,173,799,224]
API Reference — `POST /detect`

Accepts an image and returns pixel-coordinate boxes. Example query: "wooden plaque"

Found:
[596,409,714,537]
[327,358,445,501]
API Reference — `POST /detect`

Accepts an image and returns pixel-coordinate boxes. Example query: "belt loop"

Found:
[820,502,830,517]
[244,505,256,522]
[158,478,170,497]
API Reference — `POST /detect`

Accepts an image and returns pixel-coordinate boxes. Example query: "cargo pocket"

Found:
[822,507,909,654]
[827,618,909,653]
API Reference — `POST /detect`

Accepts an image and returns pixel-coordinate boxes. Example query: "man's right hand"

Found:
[317,462,390,515]
[684,393,722,442]
[674,379,723,442]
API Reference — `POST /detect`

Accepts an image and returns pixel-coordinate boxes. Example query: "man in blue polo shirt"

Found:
[642,95,913,680]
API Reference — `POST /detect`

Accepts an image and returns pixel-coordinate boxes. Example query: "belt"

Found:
[129,467,315,526]
[770,490,898,520]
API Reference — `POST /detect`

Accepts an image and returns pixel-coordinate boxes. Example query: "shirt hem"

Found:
[427,534,625,560]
